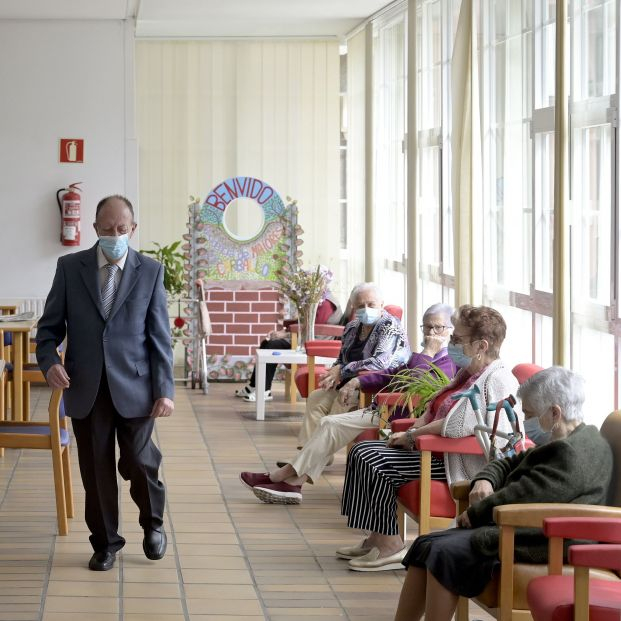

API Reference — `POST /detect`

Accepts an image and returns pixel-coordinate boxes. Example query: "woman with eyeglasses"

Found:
[239,303,457,505]
[337,305,521,571]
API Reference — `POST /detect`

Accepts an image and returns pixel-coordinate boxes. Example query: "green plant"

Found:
[141,241,186,296]
[379,363,452,418]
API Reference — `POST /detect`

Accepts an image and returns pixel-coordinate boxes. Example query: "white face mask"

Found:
[98,234,129,260]
[356,307,381,325]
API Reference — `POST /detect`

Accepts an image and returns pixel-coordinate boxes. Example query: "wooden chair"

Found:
[293,338,343,398]
[396,426,484,537]
[527,517,621,621]
[453,409,621,621]
[285,322,345,403]
[393,363,543,539]
[0,388,74,535]
[0,328,48,422]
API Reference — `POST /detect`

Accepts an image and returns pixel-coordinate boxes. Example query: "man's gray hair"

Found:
[517,366,585,423]
[351,282,384,304]
[423,303,454,327]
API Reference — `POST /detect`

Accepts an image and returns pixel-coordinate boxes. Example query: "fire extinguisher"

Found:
[56,182,82,246]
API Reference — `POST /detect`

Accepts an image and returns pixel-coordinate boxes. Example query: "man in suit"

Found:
[36,195,174,571]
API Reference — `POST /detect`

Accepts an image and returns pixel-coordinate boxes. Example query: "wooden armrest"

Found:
[416,434,482,454]
[304,341,341,356]
[543,517,621,542]
[569,544,621,571]
[288,323,344,337]
[494,504,621,528]
[391,418,415,432]
[451,480,471,500]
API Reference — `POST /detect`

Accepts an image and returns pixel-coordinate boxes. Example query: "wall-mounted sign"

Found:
[197,176,288,281]
[59,138,84,163]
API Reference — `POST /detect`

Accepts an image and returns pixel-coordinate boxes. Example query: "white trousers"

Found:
[291,407,379,483]
[296,387,351,447]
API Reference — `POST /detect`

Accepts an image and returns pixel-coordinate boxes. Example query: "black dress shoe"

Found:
[88,551,116,571]
[143,528,167,560]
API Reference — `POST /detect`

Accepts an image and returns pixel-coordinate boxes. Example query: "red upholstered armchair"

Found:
[284,323,344,402]
[452,409,621,621]
[293,338,343,398]
[393,363,544,538]
[527,517,621,621]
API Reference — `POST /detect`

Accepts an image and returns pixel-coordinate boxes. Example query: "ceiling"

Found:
[0,0,393,37]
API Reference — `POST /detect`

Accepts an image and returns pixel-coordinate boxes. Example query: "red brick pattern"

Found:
[204,287,284,357]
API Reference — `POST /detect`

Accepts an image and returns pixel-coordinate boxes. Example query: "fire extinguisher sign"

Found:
[59,138,84,163]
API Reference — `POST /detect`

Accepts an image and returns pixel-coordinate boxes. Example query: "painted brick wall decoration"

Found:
[203,286,284,380]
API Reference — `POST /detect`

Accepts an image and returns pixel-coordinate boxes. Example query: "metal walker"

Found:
[450,385,526,461]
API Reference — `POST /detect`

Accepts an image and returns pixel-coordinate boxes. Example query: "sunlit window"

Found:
[373,10,407,312]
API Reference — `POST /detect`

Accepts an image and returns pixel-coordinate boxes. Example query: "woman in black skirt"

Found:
[394,366,613,621]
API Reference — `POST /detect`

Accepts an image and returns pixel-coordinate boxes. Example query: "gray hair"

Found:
[351,282,384,305]
[517,366,585,423]
[423,303,454,327]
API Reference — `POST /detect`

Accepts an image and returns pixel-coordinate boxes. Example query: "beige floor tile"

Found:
[43,595,119,613]
[123,582,181,598]
[42,615,117,621]
[45,580,118,597]
[123,616,186,621]
[187,598,264,615]
[123,597,184,614]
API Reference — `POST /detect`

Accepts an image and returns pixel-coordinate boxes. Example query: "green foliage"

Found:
[141,241,186,296]
[380,363,452,418]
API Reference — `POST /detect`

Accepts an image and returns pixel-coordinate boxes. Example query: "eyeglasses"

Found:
[449,334,473,345]
[420,324,450,335]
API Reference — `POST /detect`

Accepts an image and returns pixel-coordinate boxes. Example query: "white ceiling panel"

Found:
[0,0,392,37]
[136,0,391,38]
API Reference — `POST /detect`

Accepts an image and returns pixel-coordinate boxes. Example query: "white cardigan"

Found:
[440,359,521,486]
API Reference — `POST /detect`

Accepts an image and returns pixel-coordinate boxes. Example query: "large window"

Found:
[415,0,457,317]
[373,10,408,311]
[480,0,618,424]
[569,0,617,425]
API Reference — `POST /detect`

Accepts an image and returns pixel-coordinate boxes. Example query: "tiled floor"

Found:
[0,383,494,620]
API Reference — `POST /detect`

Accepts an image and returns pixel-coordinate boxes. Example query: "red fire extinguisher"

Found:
[56,182,82,246]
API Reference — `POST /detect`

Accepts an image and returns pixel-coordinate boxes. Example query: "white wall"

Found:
[0,19,137,300]
[135,40,342,295]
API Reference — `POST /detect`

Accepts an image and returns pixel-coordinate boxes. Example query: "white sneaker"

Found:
[235,385,254,398]
[244,390,273,402]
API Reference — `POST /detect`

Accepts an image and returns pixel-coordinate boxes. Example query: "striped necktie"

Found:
[101,263,119,319]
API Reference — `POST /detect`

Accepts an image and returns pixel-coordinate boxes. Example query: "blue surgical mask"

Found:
[356,307,381,325]
[99,234,129,261]
[447,343,472,368]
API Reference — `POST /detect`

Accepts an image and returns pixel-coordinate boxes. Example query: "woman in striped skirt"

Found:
[339,305,520,571]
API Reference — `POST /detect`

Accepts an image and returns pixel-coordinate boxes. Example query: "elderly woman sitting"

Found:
[296,282,410,448]
[239,303,456,504]
[337,305,520,571]
[394,366,613,621]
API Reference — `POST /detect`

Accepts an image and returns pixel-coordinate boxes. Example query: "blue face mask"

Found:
[447,343,472,368]
[99,234,129,261]
[356,307,381,325]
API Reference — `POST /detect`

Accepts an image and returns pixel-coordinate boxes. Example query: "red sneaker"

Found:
[252,482,303,505]
[239,472,272,490]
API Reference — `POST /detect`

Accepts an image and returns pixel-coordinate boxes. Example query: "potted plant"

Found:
[140,241,186,296]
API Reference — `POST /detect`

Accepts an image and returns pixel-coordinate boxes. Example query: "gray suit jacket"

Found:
[36,244,174,419]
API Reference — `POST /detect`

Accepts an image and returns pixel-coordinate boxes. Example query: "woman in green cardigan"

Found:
[394,366,613,621]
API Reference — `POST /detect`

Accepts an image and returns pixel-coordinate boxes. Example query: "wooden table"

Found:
[0,317,38,422]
